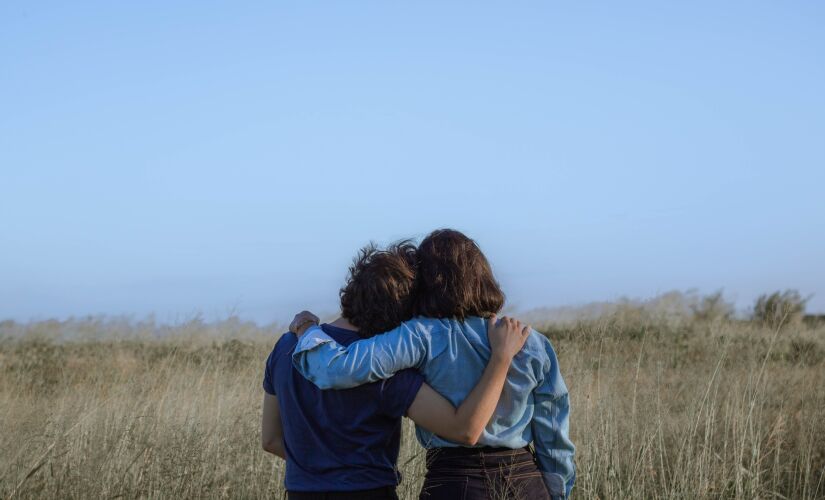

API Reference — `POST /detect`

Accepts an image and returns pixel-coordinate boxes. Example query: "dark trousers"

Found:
[288,486,398,500]
[419,447,551,500]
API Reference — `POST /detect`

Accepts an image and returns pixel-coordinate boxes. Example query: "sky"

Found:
[2,1,824,324]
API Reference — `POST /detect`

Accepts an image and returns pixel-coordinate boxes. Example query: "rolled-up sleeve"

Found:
[531,338,576,499]
[292,322,434,389]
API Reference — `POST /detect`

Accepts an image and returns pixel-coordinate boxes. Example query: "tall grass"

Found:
[1,313,823,499]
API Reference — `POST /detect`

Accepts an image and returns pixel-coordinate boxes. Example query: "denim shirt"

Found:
[292,316,576,498]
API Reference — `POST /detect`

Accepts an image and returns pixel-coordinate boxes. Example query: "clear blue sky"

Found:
[2,1,824,323]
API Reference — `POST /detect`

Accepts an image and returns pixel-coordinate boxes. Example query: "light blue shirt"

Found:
[292,316,575,498]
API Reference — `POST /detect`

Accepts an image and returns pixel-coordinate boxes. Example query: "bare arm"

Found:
[261,393,286,459]
[406,316,531,445]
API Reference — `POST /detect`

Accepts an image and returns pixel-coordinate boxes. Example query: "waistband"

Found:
[425,446,540,478]
[425,446,537,468]
[427,446,531,458]
[287,486,397,500]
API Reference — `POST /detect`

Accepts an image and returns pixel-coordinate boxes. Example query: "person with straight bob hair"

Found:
[414,229,505,321]
[289,229,575,500]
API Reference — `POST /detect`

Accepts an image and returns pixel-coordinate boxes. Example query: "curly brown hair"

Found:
[339,241,418,338]
[414,229,505,320]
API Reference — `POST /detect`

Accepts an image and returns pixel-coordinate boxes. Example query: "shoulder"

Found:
[402,316,452,330]
[525,329,555,355]
[271,332,298,360]
[455,316,488,335]
[397,317,454,338]
[263,332,298,395]
[519,330,559,373]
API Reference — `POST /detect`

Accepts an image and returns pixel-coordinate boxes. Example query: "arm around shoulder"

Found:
[292,321,435,389]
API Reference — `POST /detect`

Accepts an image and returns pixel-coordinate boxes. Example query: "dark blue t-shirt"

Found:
[263,324,425,492]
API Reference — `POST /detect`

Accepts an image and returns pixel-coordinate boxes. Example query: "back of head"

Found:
[415,229,505,320]
[339,241,417,338]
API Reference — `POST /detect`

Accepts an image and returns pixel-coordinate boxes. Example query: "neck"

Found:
[329,317,358,332]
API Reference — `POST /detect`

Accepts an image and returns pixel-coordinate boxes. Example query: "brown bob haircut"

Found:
[414,229,505,320]
[339,241,417,338]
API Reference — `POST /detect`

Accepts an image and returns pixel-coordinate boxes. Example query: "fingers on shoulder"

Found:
[504,316,517,332]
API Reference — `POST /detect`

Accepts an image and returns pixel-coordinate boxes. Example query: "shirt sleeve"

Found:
[262,347,277,395]
[379,369,425,418]
[262,334,294,396]
[291,321,438,390]
[531,336,576,499]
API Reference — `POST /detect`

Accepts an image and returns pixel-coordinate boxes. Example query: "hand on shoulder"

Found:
[486,314,532,361]
[289,310,320,336]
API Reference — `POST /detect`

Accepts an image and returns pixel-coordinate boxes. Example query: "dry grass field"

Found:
[1,308,824,499]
